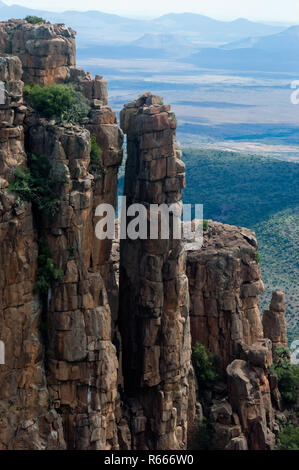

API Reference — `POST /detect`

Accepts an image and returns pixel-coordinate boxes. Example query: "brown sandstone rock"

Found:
[25,119,121,449]
[227,359,275,450]
[186,221,264,367]
[0,20,76,85]
[119,93,195,450]
[263,291,288,350]
[0,55,65,450]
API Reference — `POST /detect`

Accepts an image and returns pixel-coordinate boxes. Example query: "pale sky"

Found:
[3,0,299,23]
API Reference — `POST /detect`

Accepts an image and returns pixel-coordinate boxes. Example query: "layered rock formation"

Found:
[186,221,264,368]
[0,20,123,450]
[119,93,194,450]
[0,19,294,452]
[263,291,288,350]
[0,55,65,450]
[185,222,284,450]
[24,120,120,450]
[226,340,276,450]
[0,20,76,85]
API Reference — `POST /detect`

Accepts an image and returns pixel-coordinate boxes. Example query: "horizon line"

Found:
[0,2,296,26]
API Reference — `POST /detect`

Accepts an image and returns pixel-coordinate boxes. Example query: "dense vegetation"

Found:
[24,83,89,123]
[181,149,299,342]
[182,149,298,227]
[276,424,299,450]
[270,346,299,405]
[35,238,64,295]
[90,136,103,171]
[192,342,221,393]
[24,16,46,24]
[8,153,61,217]
[9,154,64,294]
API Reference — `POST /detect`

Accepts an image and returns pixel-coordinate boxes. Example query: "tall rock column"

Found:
[263,291,288,350]
[69,68,124,300]
[0,56,65,449]
[119,93,194,450]
[227,339,275,450]
[25,118,121,450]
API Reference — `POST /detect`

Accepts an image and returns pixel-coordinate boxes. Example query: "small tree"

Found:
[90,136,103,168]
[192,342,221,392]
[271,346,299,405]
[203,220,209,231]
[24,83,89,124]
[24,16,46,24]
[276,425,299,450]
[8,154,60,217]
[35,238,64,295]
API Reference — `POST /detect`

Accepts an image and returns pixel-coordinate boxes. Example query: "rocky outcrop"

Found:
[185,222,286,451]
[227,342,276,451]
[0,19,294,452]
[0,55,65,450]
[0,20,76,85]
[186,221,264,368]
[0,20,124,450]
[119,93,195,450]
[24,119,120,449]
[210,400,248,450]
[263,291,288,350]
[69,68,108,106]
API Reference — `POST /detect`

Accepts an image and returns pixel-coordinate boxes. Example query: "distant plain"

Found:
[79,57,299,161]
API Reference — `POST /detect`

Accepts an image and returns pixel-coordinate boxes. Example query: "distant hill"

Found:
[76,44,168,60]
[0,2,285,47]
[152,13,283,42]
[131,33,197,57]
[185,25,299,72]
[180,148,299,343]
[222,25,299,52]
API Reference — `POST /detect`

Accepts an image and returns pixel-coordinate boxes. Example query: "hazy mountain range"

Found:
[0,1,298,71]
[186,26,299,72]
[0,1,284,45]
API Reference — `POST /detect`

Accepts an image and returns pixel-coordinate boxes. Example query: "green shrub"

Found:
[9,155,64,295]
[271,346,299,405]
[276,424,299,450]
[192,342,221,392]
[90,136,103,169]
[8,154,60,217]
[24,83,89,123]
[203,220,209,231]
[35,238,64,295]
[255,251,261,264]
[24,16,46,24]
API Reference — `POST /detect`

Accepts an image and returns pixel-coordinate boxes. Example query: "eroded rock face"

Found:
[0,56,65,450]
[186,221,264,368]
[0,20,76,85]
[0,20,293,451]
[0,21,124,448]
[263,291,288,350]
[185,222,286,451]
[119,93,195,450]
[24,118,121,450]
[227,355,275,450]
